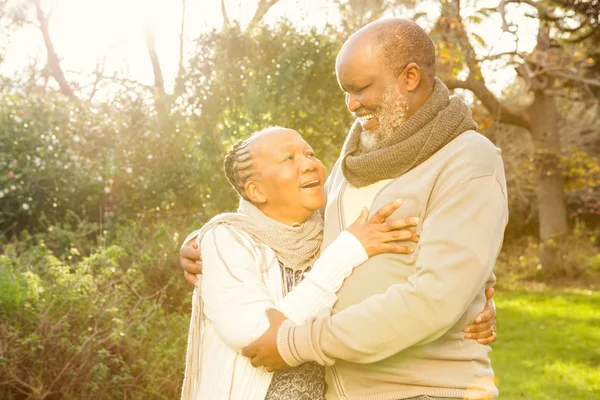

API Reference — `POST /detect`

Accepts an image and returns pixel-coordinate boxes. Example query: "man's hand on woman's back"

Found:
[180,238,202,286]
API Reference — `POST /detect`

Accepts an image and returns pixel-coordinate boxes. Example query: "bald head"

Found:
[339,18,436,85]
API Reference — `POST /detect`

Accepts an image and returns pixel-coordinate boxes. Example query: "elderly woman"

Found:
[180,127,496,400]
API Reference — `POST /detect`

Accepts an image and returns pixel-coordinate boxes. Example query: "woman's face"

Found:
[246,128,326,226]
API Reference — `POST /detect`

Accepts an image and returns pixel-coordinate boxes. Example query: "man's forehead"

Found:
[336,44,380,85]
[338,33,378,64]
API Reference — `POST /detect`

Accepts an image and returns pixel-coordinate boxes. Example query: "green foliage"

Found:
[184,22,350,169]
[0,229,189,399]
[0,93,104,234]
[2,22,352,236]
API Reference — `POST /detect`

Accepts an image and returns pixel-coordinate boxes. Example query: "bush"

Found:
[496,223,600,284]
[0,228,190,399]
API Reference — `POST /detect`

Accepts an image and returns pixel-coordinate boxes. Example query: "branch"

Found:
[107,75,153,91]
[31,0,77,101]
[504,0,562,21]
[498,0,519,33]
[549,71,600,88]
[545,89,595,103]
[246,0,280,32]
[439,1,529,129]
[221,0,230,29]
[565,26,597,43]
[444,77,531,129]
[478,51,526,62]
[143,25,165,97]
[88,57,106,103]
[174,0,187,96]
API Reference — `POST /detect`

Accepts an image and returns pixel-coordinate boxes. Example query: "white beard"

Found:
[359,86,409,152]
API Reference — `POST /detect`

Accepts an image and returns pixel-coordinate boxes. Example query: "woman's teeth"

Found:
[300,180,320,188]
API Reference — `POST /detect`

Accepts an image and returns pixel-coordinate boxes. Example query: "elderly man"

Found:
[182,18,505,400]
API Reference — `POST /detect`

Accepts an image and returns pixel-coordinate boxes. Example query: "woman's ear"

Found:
[245,180,267,204]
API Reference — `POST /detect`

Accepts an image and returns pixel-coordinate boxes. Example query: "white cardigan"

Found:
[191,225,368,400]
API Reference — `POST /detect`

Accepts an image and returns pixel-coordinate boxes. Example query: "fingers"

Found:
[464,319,496,334]
[374,242,415,255]
[477,332,497,345]
[352,207,370,225]
[465,317,495,334]
[184,270,198,287]
[180,245,201,262]
[248,350,265,368]
[465,307,495,336]
[379,229,419,243]
[485,287,495,302]
[181,257,203,275]
[475,307,495,324]
[242,343,258,358]
[249,353,265,367]
[265,308,287,326]
[369,199,403,224]
[466,328,495,340]
[382,217,419,233]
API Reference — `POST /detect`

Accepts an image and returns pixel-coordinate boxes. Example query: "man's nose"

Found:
[346,93,361,113]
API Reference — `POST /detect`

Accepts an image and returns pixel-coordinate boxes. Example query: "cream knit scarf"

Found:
[181,199,323,399]
[341,78,478,187]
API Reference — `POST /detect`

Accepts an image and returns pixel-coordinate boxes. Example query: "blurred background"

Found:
[0,0,598,399]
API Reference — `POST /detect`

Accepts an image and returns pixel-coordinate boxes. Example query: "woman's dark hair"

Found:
[223,126,282,200]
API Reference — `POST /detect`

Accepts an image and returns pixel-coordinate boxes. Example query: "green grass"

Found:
[492,288,600,400]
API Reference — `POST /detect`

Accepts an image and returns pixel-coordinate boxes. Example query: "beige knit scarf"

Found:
[181,199,323,399]
[341,78,478,187]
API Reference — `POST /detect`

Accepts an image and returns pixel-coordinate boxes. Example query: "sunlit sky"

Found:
[1,0,539,96]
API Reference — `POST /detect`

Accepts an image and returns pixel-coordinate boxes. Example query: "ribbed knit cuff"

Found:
[277,319,316,368]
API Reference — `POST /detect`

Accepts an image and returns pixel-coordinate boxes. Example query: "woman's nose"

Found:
[300,155,317,172]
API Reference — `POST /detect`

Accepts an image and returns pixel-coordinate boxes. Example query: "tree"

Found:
[331,0,599,275]
[434,0,599,275]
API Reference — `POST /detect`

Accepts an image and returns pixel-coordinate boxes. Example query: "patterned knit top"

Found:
[264,265,326,400]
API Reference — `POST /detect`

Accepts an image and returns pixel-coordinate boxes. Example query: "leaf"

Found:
[470,32,487,47]
[467,15,483,24]
[412,11,428,21]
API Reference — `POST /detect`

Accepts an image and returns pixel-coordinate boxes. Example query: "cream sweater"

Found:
[277,131,508,400]
[191,225,368,399]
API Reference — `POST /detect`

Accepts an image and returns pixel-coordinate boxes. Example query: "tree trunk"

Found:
[32,0,77,101]
[528,91,569,275]
[174,0,187,96]
[144,26,165,97]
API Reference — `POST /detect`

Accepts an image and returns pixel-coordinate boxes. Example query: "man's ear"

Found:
[245,180,267,204]
[401,62,421,92]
